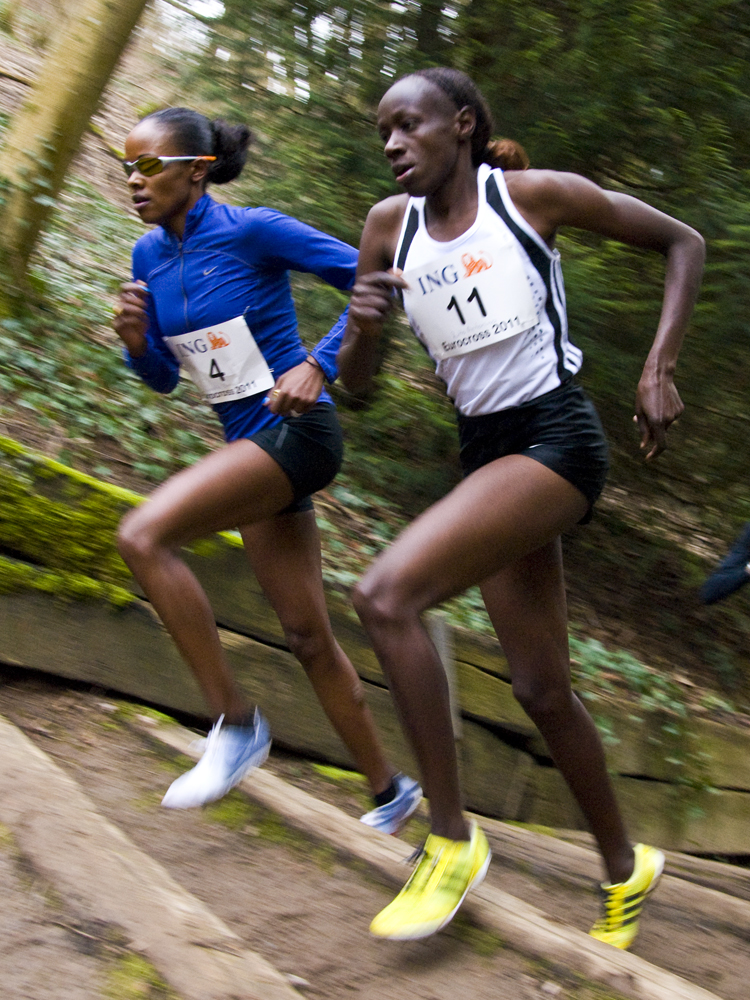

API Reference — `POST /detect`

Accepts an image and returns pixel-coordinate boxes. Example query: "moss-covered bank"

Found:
[0,433,140,603]
[0,433,244,606]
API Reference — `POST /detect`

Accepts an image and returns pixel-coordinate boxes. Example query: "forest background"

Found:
[1,0,750,718]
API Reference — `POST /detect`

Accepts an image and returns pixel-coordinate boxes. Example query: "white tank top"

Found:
[394,162,582,415]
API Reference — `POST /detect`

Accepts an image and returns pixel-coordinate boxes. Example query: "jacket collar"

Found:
[182,192,212,239]
[160,192,213,246]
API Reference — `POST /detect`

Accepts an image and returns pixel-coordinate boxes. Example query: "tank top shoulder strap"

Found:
[484,166,556,263]
[394,199,422,272]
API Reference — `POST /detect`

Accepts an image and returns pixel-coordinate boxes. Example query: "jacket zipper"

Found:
[177,237,189,330]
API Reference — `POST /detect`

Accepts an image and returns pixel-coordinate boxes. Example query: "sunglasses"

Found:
[122,155,217,178]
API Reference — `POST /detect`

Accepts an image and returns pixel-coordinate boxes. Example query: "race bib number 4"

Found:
[164,315,274,404]
[402,237,538,360]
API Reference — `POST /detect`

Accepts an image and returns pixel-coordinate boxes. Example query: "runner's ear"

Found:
[191,159,211,185]
[456,105,476,143]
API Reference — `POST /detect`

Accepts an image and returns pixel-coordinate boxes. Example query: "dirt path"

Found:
[0,837,118,1000]
[0,667,630,1000]
[1,665,748,999]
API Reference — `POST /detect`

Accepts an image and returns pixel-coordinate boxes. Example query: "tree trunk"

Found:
[0,0,149,281]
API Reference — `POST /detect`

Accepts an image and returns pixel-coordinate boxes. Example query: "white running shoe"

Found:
[360,773,423,835]
[162,709,271,809]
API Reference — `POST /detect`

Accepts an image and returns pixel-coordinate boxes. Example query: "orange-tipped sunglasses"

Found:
[122,155,217,178]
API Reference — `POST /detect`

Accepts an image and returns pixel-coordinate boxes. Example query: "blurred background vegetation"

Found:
[2,0,750,711]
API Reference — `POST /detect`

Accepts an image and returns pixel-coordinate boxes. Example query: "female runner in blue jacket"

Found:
[113,107,420,829]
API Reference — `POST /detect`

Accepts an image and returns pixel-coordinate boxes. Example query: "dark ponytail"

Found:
[207,119,253,183]
[406,68,529,170]
[140,107,253,184]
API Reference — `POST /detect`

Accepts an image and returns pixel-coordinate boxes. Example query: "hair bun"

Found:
[484,138,530,171]
[207,119,254,184]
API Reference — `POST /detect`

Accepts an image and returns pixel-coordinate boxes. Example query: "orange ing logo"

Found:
[462,250,493,278]
[207,331,230,350]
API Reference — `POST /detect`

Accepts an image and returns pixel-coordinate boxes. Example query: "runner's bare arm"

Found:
[507,170,706,460]
[338,197,409,395]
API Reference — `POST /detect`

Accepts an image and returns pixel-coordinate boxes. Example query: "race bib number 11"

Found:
[164,315,275,404]
[402,237,538,361]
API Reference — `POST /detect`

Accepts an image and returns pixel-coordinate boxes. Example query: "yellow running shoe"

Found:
[589,843,665,949]
[370,820,491,940]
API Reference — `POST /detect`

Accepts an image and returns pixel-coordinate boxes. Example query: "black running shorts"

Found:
[251,402,343,514]
[456,380,609,521]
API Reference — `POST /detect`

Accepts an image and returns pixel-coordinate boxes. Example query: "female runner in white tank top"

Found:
[338,68,705,946]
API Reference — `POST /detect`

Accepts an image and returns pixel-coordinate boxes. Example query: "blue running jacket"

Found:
[124,193,357,441]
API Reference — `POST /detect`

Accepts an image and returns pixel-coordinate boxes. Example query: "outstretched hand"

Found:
[348,269,409,335]
[634,371,684,461]
[113,280,150,357]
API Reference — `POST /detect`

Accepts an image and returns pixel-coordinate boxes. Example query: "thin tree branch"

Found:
[0,68,33,85]
[159,0,218,26]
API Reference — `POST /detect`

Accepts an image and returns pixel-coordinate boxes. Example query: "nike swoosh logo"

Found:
[203,266,217,275]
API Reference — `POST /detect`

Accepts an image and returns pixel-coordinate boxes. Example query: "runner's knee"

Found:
[352,573,415,633]
[283,621,331,668]
[291,632,367,705]
[512,670,575,726]
[116,508,163,568]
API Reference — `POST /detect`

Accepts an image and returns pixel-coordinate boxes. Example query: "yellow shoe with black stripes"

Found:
[370,820,491,940]
[589,843,665,949]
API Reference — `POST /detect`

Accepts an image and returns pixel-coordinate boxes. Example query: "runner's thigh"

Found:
[362,454,588,612]
[128,439,294,547]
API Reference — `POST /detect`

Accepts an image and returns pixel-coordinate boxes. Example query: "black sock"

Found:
[374,777,398,808]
